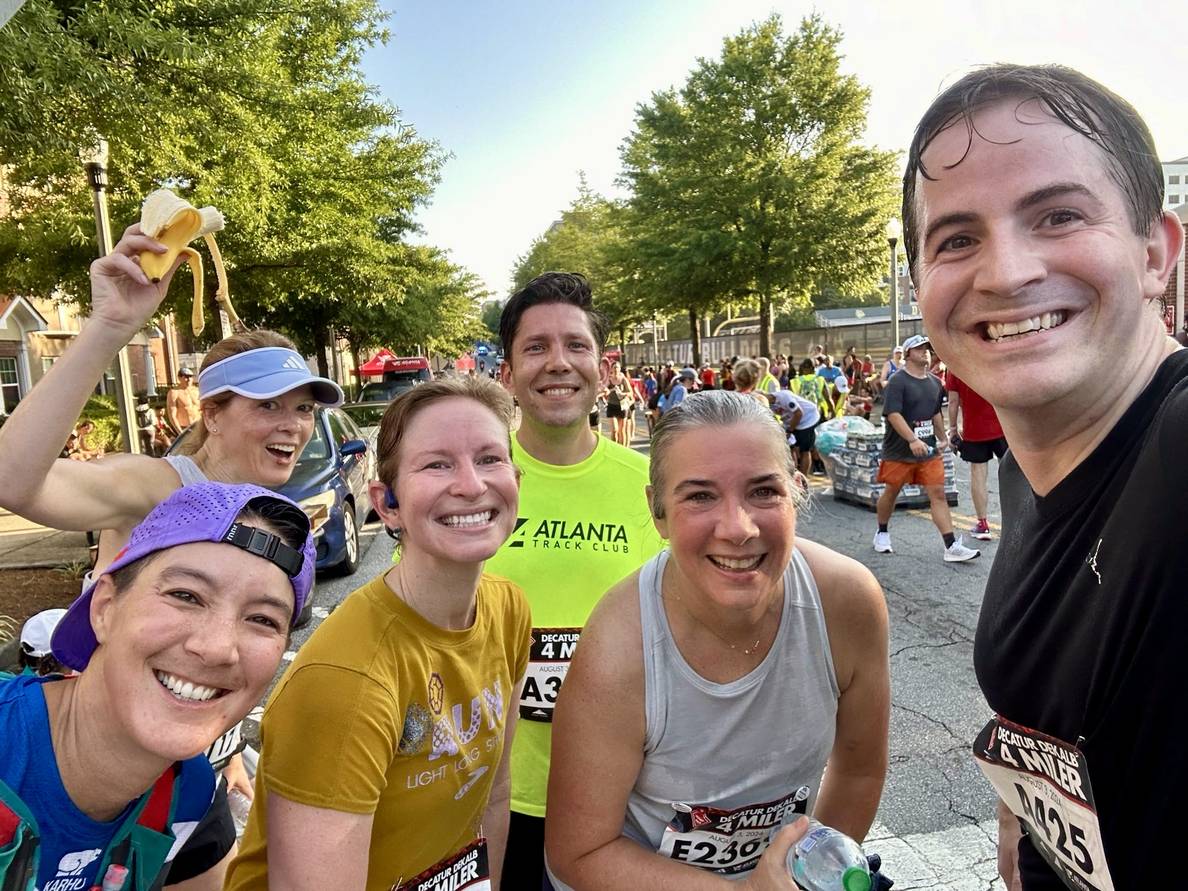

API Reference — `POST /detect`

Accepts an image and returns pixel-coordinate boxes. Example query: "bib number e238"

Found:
[393,838,490,891]
[518,628,580,722]
[657,786,811,875]
[974,716,1114,891]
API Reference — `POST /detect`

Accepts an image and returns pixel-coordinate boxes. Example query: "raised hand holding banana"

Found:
[137,189,243,335]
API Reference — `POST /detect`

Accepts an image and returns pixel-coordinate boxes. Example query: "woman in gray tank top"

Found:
[546,391,890,890]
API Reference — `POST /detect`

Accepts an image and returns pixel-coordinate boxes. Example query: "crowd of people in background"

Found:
[1,60,1185,891]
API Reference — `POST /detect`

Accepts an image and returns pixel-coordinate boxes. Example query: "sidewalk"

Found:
[0,509,92,570]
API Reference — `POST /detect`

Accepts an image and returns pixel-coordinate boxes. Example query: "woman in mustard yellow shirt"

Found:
[227,376,532,891]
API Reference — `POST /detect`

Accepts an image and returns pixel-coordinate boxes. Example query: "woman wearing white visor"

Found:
[0,223,343,573]
[0,223,342,890]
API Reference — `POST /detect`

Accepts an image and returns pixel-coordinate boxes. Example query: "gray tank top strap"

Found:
[164,454,209,486]
[625,547,839,868]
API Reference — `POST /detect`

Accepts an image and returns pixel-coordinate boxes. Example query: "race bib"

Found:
[657,786,811,875]
[974,716,1114,891]
[205,722,244,772]
[518,627,580,722]
[393,838,490,891]
[913,420,934,439]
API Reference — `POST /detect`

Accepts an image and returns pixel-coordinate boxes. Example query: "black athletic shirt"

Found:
[881,370,943,462]
[974,349,1188,889]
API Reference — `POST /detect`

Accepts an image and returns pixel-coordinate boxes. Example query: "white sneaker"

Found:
[873,531,893,553]
[944,537,981,563]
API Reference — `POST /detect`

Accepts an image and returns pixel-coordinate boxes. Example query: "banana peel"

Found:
[138,189,243,336]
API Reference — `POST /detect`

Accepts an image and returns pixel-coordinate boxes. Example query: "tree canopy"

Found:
[512,14,900,362]
[0,0,477,362]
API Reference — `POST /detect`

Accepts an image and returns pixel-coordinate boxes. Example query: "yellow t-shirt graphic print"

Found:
[225,574,531,891]
[485,434,665,818]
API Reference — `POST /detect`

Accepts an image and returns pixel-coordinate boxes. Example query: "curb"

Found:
[0,560,89,571]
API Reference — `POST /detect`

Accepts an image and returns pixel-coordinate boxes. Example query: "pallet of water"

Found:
[827,446,958,510]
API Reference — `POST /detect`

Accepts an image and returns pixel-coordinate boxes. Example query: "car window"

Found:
[359,382,391,401]
[326,410,353,446]
[296,414,331,463]
[329,408,364,444]
[342,404,387,428]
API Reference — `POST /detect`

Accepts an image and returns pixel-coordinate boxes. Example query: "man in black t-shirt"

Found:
[874,334,980,562]
[903,65,1186,890]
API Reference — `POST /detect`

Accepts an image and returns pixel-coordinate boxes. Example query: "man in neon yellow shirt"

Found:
[491,272,665,888]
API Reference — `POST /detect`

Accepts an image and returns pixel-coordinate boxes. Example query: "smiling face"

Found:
[913,98,1175,413]
[88,540,293,762]
[204,386,316,486]
[652,423,797,613]
[386,397,519,566]
[500,303,608,432]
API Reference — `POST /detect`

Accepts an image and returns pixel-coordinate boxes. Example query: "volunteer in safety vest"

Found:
[0,483,314,891]
[226,376,531,891]
[489,273,666,889]
[546,391,890,890]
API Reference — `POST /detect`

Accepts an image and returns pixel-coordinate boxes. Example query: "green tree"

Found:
[510,175,646,352]
[620,14,899,358]
[480,300,504,346]
[0,0,443,362]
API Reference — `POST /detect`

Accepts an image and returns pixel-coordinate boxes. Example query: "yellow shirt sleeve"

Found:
[259,662,401,814]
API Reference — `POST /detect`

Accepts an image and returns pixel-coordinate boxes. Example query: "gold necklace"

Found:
[663,586,765,656]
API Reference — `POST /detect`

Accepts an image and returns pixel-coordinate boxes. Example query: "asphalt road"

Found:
[245,439,1007,889]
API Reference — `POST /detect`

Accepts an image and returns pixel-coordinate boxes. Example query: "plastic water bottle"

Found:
[227,787,252,837]
[785,819,871,891]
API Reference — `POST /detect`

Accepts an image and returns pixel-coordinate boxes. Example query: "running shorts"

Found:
[956,436,1008,464]
[877,455,945,487]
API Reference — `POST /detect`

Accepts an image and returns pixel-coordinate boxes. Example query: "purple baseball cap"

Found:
[52,482,315,672]
[198,347,343,406]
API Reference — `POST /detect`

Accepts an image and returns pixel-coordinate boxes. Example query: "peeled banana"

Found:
[138,189,243,336]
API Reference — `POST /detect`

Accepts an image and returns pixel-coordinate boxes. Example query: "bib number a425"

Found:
[974,716,1115,891]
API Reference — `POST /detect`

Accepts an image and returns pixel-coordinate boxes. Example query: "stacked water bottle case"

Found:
[826,427,958,509]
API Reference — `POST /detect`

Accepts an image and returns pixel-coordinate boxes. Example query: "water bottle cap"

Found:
[843,866,872,891]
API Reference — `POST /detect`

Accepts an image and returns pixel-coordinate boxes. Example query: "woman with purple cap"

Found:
[0,482,314,891]
[0,226,341,887]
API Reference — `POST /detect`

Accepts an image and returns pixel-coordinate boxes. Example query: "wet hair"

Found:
[176,330,300,455]
[732,359,760,391]
[903,64,1164,277]
[648,390,802,519]
[499,272,609,360]
[375,375,515,490]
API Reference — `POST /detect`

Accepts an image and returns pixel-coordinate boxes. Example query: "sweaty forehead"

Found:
[914,98,1116,230]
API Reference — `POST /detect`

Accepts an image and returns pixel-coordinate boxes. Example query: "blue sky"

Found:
[363,0,1188,297]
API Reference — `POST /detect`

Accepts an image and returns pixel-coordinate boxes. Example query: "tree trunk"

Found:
[314,326,330,378]
[759,295,772,359]
[349,341,362,401]
[688,306,702,367]
[618,325,628,361]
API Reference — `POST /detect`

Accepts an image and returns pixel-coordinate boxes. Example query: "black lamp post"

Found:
[81,139,140,453]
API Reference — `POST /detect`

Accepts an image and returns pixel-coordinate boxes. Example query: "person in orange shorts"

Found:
[873,335,979,562]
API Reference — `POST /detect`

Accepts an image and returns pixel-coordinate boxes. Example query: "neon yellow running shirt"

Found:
[485,433,665,817]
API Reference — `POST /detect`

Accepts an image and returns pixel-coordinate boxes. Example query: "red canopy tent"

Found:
[357,348,399,377]
[454,353,476,372]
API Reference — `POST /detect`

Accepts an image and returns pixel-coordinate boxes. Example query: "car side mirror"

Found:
[340,438,368,457]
